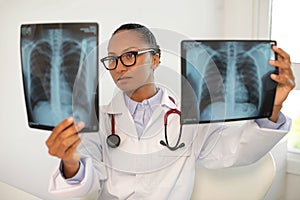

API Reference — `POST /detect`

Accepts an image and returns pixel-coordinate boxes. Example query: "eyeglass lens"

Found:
[101,49,155,70]
[102,52,136,70]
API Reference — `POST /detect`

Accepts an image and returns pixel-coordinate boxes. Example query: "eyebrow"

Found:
[108,47,139,56]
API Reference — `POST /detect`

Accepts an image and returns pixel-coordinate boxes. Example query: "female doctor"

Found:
[46,23,295,199]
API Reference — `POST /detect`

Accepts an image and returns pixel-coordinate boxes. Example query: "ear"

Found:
[151,53,160,70]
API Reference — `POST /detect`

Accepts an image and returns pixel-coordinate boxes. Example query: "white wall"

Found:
[223,0,271,39]
[0,0,274,199]
[0,0,223,199]
[271,0,300,63]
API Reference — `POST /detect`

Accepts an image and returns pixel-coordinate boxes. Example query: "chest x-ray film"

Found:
[181,40,277,124]
[20,23,99,132]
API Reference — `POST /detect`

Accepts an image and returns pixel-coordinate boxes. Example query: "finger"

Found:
[269,60,291,70]
[47,117,74,146]
[63,139,82,161]
[64,121,85,137]
[272,46,291,63]
[55,134,82,158]
[48,134,78,158]
[52,117,74,135]
[53,121,85,149]
[49,122,83,158]
[269,60,295,82]
[270,73,295,88]
[46,121,85,156]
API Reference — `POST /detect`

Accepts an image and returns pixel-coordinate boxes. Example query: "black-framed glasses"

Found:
[100,48,156,70]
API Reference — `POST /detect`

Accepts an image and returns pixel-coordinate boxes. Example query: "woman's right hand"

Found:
[46,117,85,178]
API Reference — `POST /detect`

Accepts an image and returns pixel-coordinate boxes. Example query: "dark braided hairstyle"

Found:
[112,23,161,58]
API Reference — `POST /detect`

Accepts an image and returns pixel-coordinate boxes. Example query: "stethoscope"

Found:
[106,97,185,151]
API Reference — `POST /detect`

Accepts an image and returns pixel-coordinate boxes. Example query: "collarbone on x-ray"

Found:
[182,40,277,123]
[21,23,99,132]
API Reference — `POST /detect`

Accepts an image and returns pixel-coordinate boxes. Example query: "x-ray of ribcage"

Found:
[181,41,277,123]
[21,23,99,132]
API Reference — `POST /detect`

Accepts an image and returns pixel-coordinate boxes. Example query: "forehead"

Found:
[108,30,148,53]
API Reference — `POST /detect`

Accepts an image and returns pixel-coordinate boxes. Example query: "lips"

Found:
[117,76,132,83]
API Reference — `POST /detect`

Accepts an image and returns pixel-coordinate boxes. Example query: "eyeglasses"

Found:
[100,48,156,70]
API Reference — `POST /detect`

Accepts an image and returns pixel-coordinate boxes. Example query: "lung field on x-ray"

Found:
[184,41,275,122]
[30,38,81,109]
[30,42,52,107]
[21,24,98,131]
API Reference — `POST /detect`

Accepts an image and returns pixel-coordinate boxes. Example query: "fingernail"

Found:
[78,121,85,129]
[67,116,74,122]
[270,74,277,79]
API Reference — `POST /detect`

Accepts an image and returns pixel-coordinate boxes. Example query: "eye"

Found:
[122,52,135,60]
[102,56,117,68]
[106,57,116,64]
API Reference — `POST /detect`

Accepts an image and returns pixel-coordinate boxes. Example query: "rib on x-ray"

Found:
[21,23,99,132]
[181,40,277,123]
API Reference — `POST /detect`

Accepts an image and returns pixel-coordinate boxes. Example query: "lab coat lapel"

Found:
[101,89,193,173]
[143,88,178,138]
[104,92,138,137]
[104,88,179,138]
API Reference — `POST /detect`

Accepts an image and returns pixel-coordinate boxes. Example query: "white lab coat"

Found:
[49,88,288,200]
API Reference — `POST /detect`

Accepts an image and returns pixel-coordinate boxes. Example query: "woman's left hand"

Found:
[268,46,295,122]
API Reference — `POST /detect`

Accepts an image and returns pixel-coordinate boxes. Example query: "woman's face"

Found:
[107,30,159,94]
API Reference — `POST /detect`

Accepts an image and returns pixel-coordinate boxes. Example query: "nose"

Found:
[115,58,127,72]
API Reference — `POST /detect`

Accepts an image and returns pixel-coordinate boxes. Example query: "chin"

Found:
[117,83,145,96]
[117,83,136,93]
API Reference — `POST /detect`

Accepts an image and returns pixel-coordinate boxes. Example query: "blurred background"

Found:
[0,0,299,199]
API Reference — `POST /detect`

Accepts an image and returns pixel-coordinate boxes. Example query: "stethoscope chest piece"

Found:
[107,96,184,151]
[107,134,120,148]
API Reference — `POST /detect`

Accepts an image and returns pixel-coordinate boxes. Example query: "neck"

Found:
[126,84,157,102]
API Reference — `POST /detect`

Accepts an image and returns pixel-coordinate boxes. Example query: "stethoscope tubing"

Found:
[107,97,185,151]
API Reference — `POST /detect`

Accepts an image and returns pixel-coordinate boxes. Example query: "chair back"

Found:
[190,153,276,200]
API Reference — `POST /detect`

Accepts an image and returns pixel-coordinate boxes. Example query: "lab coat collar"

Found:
[101,88,179,138]
[103,92,128,115]
[160,88,178,110]
[103,87,179,114]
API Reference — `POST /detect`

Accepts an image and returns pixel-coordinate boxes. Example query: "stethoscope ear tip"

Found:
[160,140,185,151]
[179,143,185,148]
[160,140,167,146]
